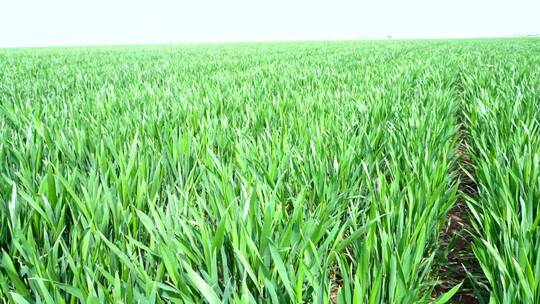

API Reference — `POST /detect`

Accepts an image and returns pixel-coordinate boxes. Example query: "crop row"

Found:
[461,45,540,303]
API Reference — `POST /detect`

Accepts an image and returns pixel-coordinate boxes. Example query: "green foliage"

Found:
[0,38,538,303]
[460,43,540,303]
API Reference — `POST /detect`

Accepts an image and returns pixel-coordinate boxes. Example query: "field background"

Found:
[1,38,539,303]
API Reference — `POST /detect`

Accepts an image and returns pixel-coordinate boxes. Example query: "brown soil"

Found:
[433,124,484,303]
[330,263,342,304]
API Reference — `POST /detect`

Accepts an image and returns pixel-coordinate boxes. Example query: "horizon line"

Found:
[1,34,539,50]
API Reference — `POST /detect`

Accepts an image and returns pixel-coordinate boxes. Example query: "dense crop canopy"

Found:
[0,38,539,303]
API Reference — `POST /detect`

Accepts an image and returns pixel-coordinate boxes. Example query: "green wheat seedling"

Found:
[0,38,539,303]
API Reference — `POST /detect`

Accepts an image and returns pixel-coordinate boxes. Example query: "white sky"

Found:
[1,0,539,47]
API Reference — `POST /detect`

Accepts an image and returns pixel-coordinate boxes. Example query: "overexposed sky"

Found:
[1,0,539,47]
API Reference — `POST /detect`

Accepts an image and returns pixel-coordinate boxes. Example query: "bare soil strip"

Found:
[434,128,480,303]
[434,75,485,303]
